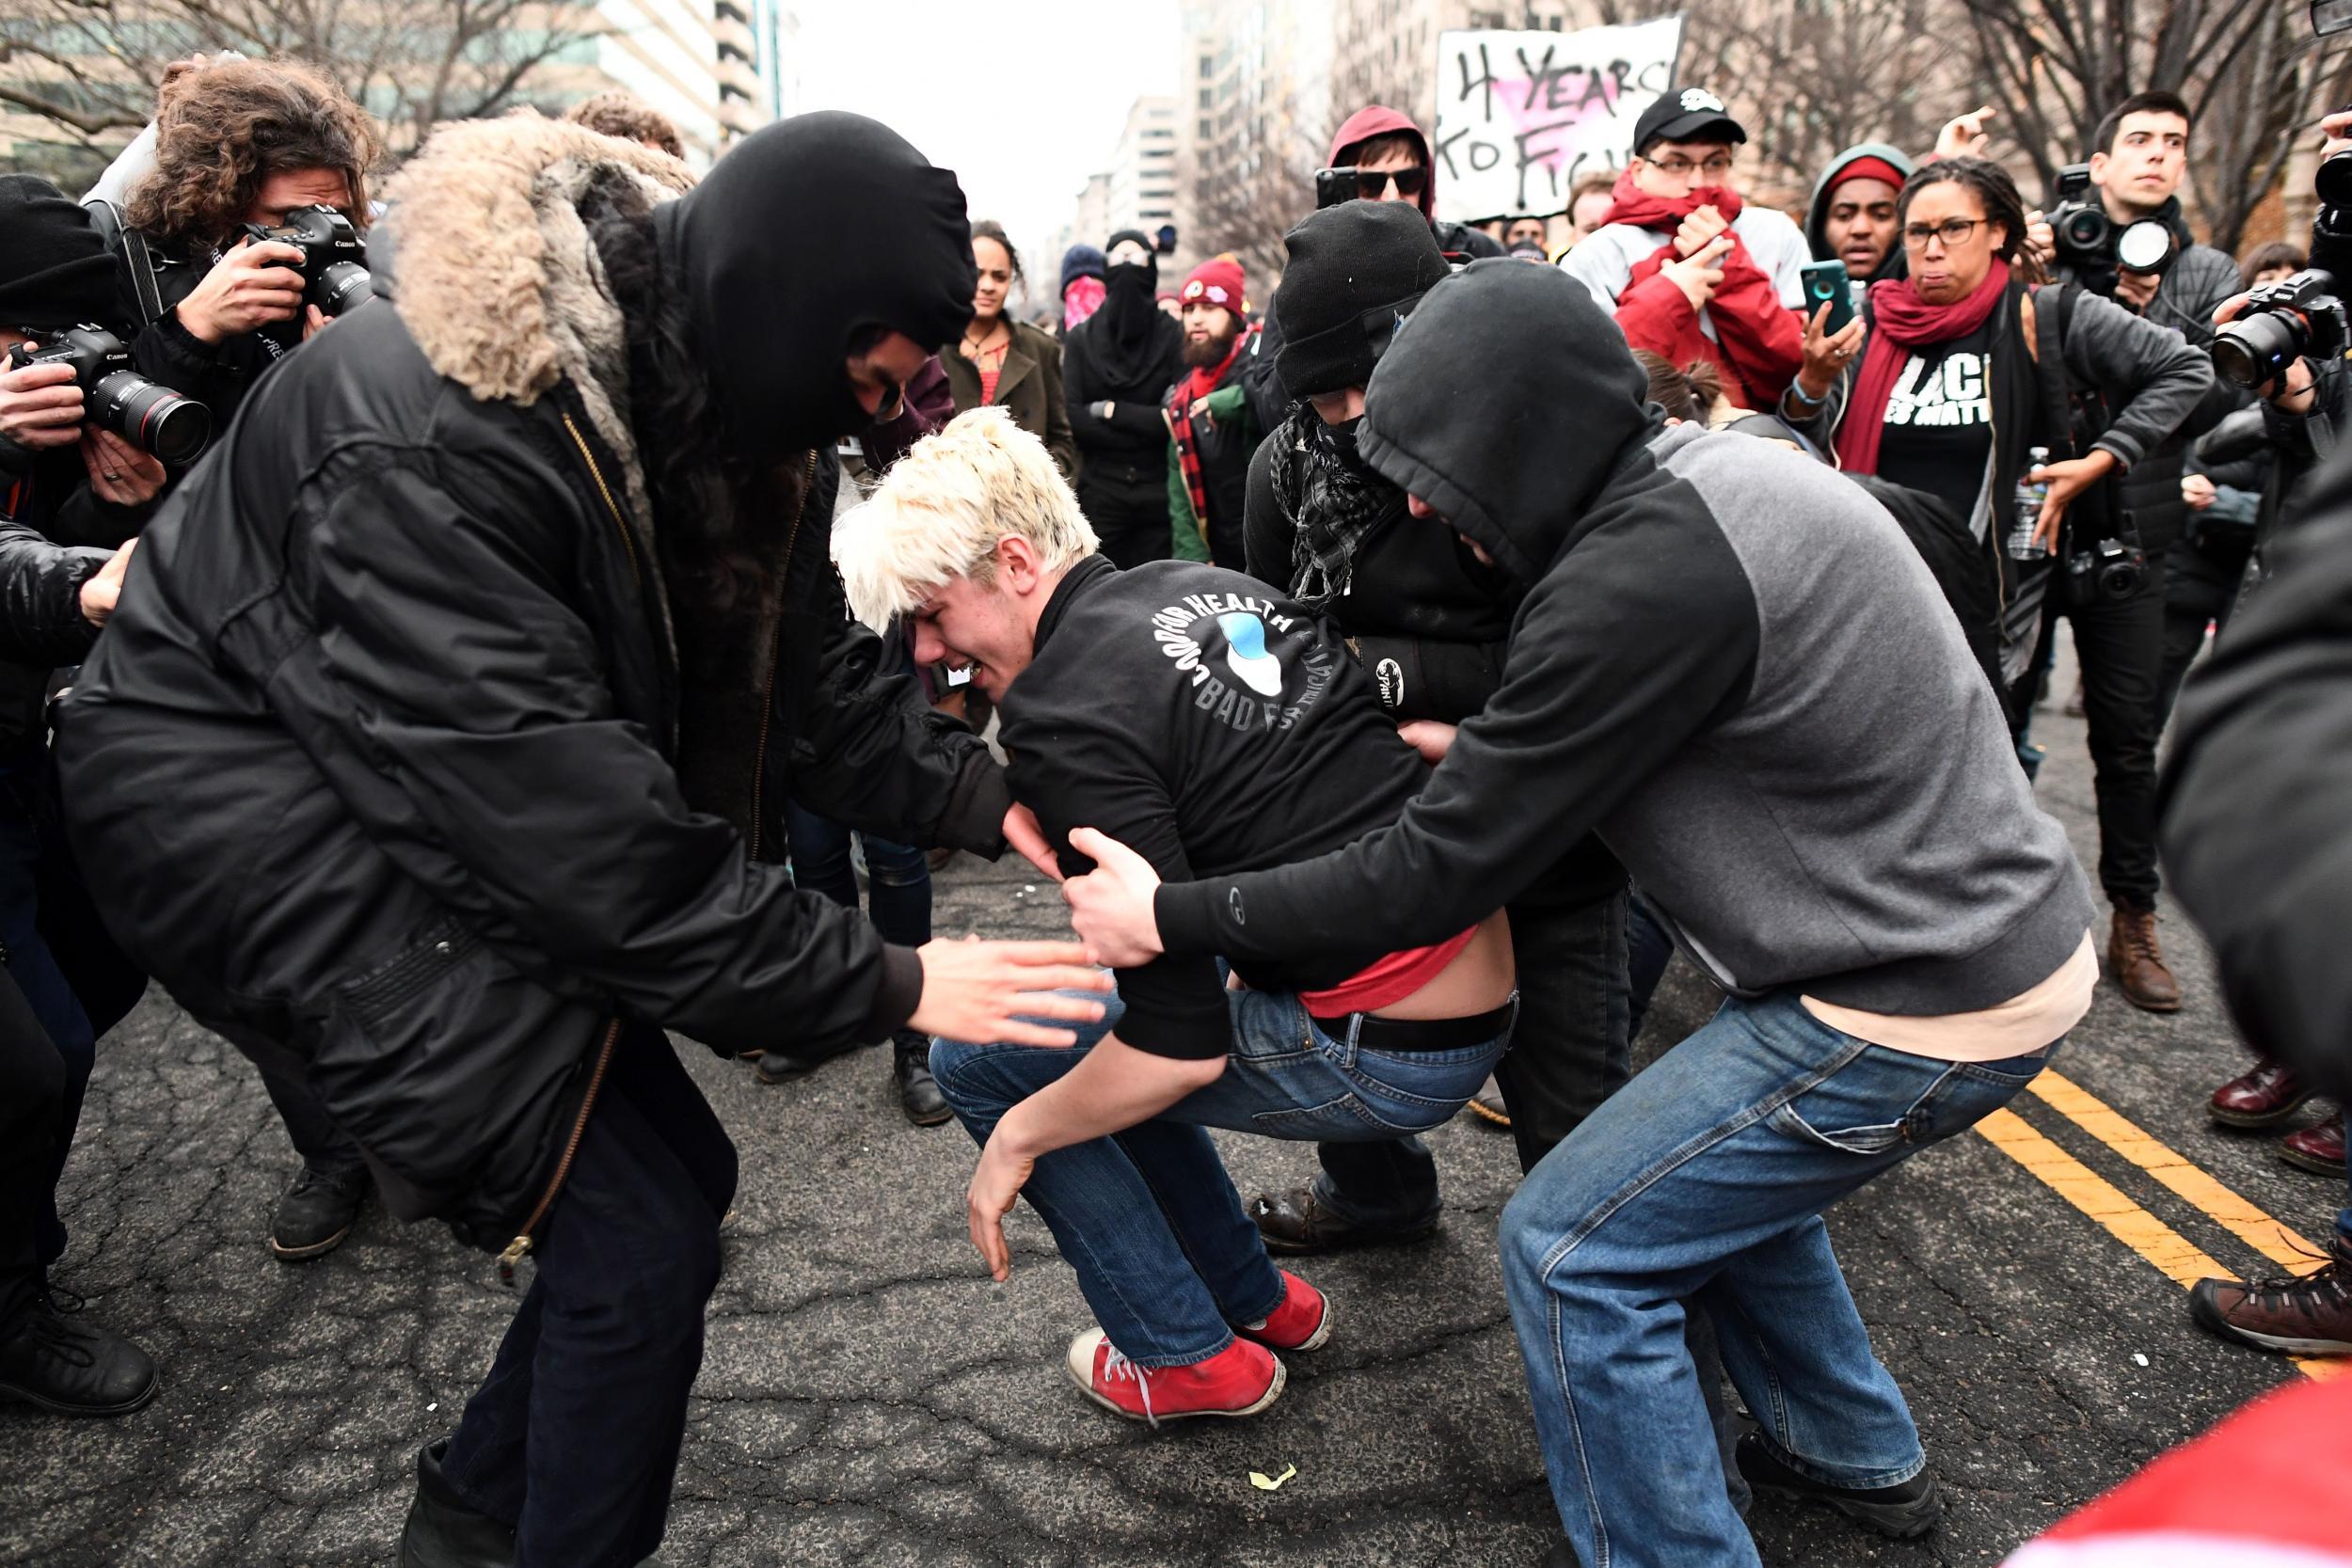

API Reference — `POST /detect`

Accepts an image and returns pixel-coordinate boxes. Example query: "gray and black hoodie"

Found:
[1155,260,2094,1016]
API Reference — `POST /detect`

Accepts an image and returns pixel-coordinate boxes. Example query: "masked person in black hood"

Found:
[56,110,1105,1568]
[1062,230,1185,567]
[1235,200,1633,1257]
[1065,261,2097,1566]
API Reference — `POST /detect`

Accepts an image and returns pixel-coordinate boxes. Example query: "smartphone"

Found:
[1799,259,1858,335]
[1313,166,1360,211]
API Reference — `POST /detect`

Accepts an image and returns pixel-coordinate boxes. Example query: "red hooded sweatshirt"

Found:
[1327,106,1496,264]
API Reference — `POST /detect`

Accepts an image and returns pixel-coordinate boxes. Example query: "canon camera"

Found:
[5,325,212,465]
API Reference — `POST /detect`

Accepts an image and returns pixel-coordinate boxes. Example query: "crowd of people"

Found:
[0,43,2346,1568]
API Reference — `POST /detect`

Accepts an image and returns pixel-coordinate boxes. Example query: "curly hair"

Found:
[970,219,1025,291]
[125,58,382,250]
[564,91,686,161]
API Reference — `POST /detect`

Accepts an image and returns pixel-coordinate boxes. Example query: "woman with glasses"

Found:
[1778,157,2206,720]
[1560,88,1811,408]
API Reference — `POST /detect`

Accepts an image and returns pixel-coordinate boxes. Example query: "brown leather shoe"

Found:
[2106,906,2181,1013]
[1247,1185,1438,1255]
[2189,1234,2352,1355]
[2281,1112,2347,1178]
[2211,1060,2313,1130]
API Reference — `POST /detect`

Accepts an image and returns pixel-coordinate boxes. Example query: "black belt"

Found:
[1311,997,1517,1053]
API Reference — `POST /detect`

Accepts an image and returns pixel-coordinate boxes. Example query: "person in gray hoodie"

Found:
[1059,259,2098,1567]
[1805,141,1916,285]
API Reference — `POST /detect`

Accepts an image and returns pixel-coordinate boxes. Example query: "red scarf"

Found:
[1833,261,2010,475]
[1167,325,1254,530]
[1599,166,1745,231]
[1605,169,1796,406]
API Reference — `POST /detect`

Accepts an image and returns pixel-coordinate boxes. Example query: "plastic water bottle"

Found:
[2009,446,2052,560]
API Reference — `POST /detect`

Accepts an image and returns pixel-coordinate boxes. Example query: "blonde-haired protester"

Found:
[835,406,1517,1426]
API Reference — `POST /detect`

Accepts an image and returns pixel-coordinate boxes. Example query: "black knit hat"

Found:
[0,176,121,332]
[1274,201,1449,398]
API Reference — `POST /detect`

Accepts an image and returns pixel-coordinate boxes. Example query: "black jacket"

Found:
[1166,343,1259,567]
[2161,436,2352,1093]
[1061,308,1182,480]
[1001,554,1432,1055]
[56,121,1009,1253]
[1241,423,1624,908]
[0,449,135,756]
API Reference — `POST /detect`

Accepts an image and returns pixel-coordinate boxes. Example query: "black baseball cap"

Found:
[1633,88,1746,156]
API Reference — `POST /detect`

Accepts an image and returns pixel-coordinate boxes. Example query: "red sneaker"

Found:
[1236,1270,1333,1353]
[1064,1329,1284,1425]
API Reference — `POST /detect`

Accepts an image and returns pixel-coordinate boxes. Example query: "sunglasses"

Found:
[1320,165,1427,201]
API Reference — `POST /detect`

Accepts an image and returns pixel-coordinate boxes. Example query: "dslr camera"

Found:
[241,204,374,317]
[2210,270,2347,389]
[2063,521,2148,603]
[5,325,212,465]
[2048,165,2177,277]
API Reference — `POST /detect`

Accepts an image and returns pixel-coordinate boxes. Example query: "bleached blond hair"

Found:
[834,406,1100,628]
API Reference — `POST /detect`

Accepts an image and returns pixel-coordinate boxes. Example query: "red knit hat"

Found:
[1828,155,1907,195]
[1179,256,1247,312]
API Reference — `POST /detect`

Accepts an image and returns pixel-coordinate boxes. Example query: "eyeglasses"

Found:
[1645,154,1735,179]
[1355,166,1427,199]
[1900,217,1984,250]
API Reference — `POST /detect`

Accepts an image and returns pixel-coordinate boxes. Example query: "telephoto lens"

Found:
[87,371,210,466]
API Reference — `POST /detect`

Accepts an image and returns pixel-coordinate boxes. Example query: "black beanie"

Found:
[1274,201,1449,398]
[0,176,121,333]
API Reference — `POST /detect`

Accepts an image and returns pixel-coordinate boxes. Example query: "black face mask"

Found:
[1326,414,1367,466]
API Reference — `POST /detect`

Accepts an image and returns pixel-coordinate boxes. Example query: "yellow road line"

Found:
[1972,1107,2342,1381]
[2027,1070,2327,1275]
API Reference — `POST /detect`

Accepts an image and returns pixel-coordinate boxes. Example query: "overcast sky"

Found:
[796,1,1180,306]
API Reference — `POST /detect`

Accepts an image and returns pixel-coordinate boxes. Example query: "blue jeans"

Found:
[783,800,930,951]
[932,979,1512,1368]
[1500,990,2058,1568]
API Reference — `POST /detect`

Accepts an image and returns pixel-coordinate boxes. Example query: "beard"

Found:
[1183,325,1240,370]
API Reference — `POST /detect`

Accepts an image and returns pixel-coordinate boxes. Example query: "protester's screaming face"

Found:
[972,235,1014,322]
[908,568,1034,701]
[1899,182,2005,307]
[1828,179,1900,278]
[1180,301,1238,367]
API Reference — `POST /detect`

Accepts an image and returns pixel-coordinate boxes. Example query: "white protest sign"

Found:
[1431,16,1687,223]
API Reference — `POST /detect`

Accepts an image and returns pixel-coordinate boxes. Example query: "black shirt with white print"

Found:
[1873,315,1997,515]
[1000,553,1430,1058]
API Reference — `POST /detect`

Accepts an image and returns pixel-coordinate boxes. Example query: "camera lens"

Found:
[88,371,212,466]
[2211,312,2304,388]
[312,261,375,318]
[2058,207,2108,252]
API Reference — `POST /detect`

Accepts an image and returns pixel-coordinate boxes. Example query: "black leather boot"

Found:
[893,1031,950,1127]
[0,1297,159,1416]
[400,1436,516,1568]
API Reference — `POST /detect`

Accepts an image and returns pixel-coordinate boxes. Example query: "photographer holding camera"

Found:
[109,57,381,433]
[0,175,159,1418]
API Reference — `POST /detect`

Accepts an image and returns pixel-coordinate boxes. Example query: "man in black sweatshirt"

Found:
[833,406,1517,1428]
[1238,198,1633,1253]
[1064,261,2096,1565]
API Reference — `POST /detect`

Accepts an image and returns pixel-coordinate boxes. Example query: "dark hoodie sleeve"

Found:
[1155,504,1760,968]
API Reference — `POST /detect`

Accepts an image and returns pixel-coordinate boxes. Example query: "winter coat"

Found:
[55,118,1010,1255]
[1165,352,1258,567]
[941,320,1077,479]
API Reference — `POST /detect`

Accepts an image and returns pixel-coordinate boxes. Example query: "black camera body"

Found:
[2048,164,2177,278]
[2063,526,2147,603]
[2211,269,2347,389]
[4,325,212,465]
[241,204,373,317]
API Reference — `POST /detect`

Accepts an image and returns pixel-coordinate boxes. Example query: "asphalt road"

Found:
[0,633,2330,1567]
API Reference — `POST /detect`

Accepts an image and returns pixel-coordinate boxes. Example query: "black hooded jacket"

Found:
[1063,240,1184,475]
[55,116,1009,1254]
